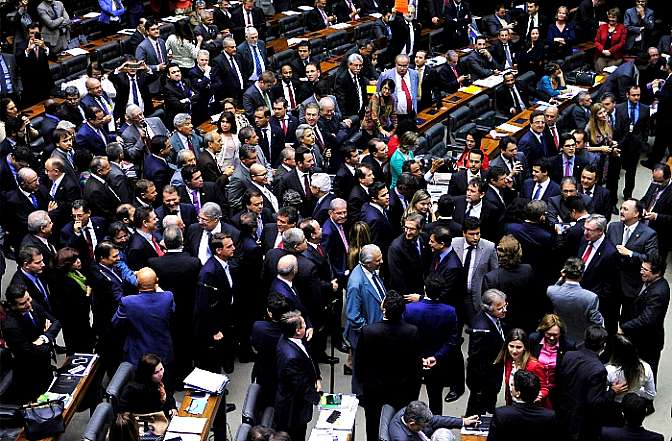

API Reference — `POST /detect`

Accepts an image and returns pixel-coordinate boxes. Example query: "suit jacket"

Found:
[620,277,670,354]
[361,202,394,254]
[88,262,124,341]
[275,168,315,217]
[213,6,233,31]
[188,65,214,122]
[599,61,639,103]
[256,123,285,166]
[546,194,593,225]
[48,174,82,229]
[452,237,498,312]
[135,37,168,74]
[555,348,615,441]
[195,150,220,183]
[305,7,332,31]
[452,196,502,242]
[600,426,663,441]
[463,51,502,80]
[121,117,169,162]
[60,216,107,259]
[271,115,299,146]
[388,408,462,441]
[571,104,592,131]
[346,183,368,223]
[169,130,204,159]
[424,218,462,238]
[164,79,198,126]
[578,236,619,305]
[211,52,246,101]
[488,403,559,441]
[194,256,235,341]
[483,264,538,332]
[320,218,348,278]
[549,154,587,184]
[490,41,519,70]
[615,101,651,158]
[641,181,672,250]
[184,222,241,262]
[75,122,114,156]
[269,277,313,327]
[333,68,369,118]
[274,337,320,429]
[520,178,561,202]
[179,181,225,214]
[311,193,334,226]
[250,320,282,398]
[143,154,173,193]
[106,162,132,204]
[426,248,466,307]
[236,41,269,84]
[448,170,484,197]
[8,269,53,314]
[49,148,77,182]
[377,67,419,114]
[332,165,355,200]
[519,129,555,165]
[108,71,154,122]
[112,291,175,364]
[484,13,511,36]
[404,299,458,364]
[466,310,505,394]
[155,203,197,232]
[388,234,430,296]
[83,175,122,218]
[147,250,201,322]
[0,303,60,403]
[437,62,462,94]
[264,248,321,318]
[126,231,161,270]
[2,186,50,246]
[547,280,603,344]
[0,53,21,95]
[242,83,272,123]
[230,6,266,41]
[605,221,658,297]
[495,82,532,115]
[344,264,385,348]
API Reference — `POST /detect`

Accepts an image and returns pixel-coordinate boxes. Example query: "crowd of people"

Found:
[1,0,672,440]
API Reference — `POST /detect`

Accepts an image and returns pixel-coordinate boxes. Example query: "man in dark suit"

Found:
[606,199,659,313]
[134,18,168,94]
[515,0,548,41]
[620,258,670,381]
[20,212,57,282]
[83,156,122,219]
[213,0,233,32]
[490,29,519,71]
[641,163,672,261]
[617,86,651,199]
[443,0,472,48]
[0,145,30,193]
[389,9,421,58]
[546,177,593,225]
[333,54,368,118]
[60,199,107,266]
[290,41,318,80]
[320,198,349,280]
[521,158,562,202]
[9,246,53,315]
[75,106,115,156]
[496,71,533,116]
[346,164,374,223]
[44,157,82,232]
[555,326,626,441]
[453,179,503,242]
[425,194,463,238]
[361,138,387,183]
[211,37,246,102]
[579,165,610,217]
[254,106,285,166]
[144,135,174,195]
[355,292,422,441]
[549,134,588,184]
[448,149,485,197]
[272,65,308,115]
[332,145,358,200]
[0,52,21,102]
[388,401,475,441]
[56,87,86,127]
[309,174,334,226]
[147,225,201,379]
[305,0,336,31]
[236,27,270,86]
[0,284,61,403]
[643,57,672,167]
[600,393,664,441]
[112,267,175,365]
[274,310,321,441]
[519,110,554,166]
[194,232,237,373]
[466,289,507,416]
[271,97,299,145]
[16,27,53,105]
[275,147,316,218]
[361,182,394,257]
[578,214,620,335]
[269,254,315,330]
[163,64,198,128]
[437,51,468,94]
[243,71,276,123]
[462,37,503,80]
[198,131,226,183]
[108,59,155,123]
[483,5,513,36]
[81,78,117,134]
[3,167,50,252]
[488,370,559,440]
[155,185,198,233]
[230,0,267,42]
[126,207,163,270]
[388,213,430,297]
[413,50,441,110]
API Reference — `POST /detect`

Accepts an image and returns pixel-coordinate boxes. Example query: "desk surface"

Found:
[177,391,224,441]
[15,355,101,441]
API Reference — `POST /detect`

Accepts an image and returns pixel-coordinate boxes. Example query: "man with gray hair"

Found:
[571,91,593,130]
[310,173,334,224]
[171,149,197,187]
[185,201,240,264]
[169,113,204,159]
[334,52,368,117]
[238,26,269,84]
[577,213,619,333]
[466,288,508,416]
[211,37,245,102]
[121,104,169,162]
[4,167,52,252]
[389,400,478,441]
[44,156,83,231]
[438,50,468,94]
[547,257,604,345]
[377,54,419,117]
[21,211,57,269]
[270,254,314,335]
[162,214,186,232]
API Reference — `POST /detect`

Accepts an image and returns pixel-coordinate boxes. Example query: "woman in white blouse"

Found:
[606,334,656,404]
[165,19,203,74]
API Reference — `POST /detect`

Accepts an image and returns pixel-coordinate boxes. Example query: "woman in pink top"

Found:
[528,314,577,408]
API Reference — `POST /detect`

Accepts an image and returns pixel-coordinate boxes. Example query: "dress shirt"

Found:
[583,233,605,268]
[252,182,279,212]
[562,154,575,176]
[228,54,244,89]
[533,178,551,199]
[465,199,483,219]
[401,19,415,55]
[136,228,158,250]
[198,223,222,264]
[369,202,386,216]
[361,265,385,302]
[214,255,234,288]
[126,74,145,111]
[289,337,311,358]
[394,188,408,210]
[394,71,413,115]
[488,184,505,205]
[622,221,638,246]
[350,71,363,110]
[49,174,65,198]
[462,243,476,289]
[485,311,504,338]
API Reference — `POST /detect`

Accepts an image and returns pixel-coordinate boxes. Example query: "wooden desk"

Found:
[416,90,482,133]
[461,434,487,440]
[15,355,101,441]
[178,391,225,441]
[51,33,127,66]
[267,16,375,52]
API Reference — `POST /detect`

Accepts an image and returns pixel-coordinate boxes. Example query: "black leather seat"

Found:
[105,362,135,413]
[61,54,88,80]
[94,41,123,64]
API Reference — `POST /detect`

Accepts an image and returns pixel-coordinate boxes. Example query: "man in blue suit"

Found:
[270,254,314,333]
[521,158,562,202]
[143,135,175,196]
[236,27,269,87]
[75,106,115,156]
[600,393,664,441]
[519,110,554,167]
[321,198,349,283]
[376,54,419,119]
[388,401,476,441]
[112,267,175,366]
[404,274,459,415]
[81,78,116,134]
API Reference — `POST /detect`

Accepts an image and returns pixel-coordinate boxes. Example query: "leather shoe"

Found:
[343,365,352,375]
[316,354,340,364]
[444,390,463,403]
[335,342,350,353]
[225,403,236,413]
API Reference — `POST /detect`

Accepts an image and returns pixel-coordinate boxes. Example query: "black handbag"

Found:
[20,399,65,440]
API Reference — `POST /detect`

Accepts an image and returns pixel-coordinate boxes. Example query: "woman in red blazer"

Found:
[496,328,550,407]
[594,7,628,73]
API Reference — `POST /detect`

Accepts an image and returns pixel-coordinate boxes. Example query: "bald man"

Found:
[270,254,314,333]
[82,77,116,133]
[112,267,176,366]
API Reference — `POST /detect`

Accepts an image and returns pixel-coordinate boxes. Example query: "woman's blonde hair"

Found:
[347,221,372,270]
[402,189,432,224]
[586,102,613,145]
[536,313,566,335]
[496,235,523,268]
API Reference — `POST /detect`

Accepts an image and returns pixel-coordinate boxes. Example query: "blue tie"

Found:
[130,77,140,106]
[24,312,37,327]
[533,183,542,200]
[630,103,637,124]
[371,273,386,302]
[34,277,49,307]
[252,45,262,78]
[30,193,38,208]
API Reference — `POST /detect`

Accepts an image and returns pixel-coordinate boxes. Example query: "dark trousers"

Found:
[423,366,447,415]
[465,365,503,416]
[598,294,620,335]
[621,152,640,199]
[646,125,669,164]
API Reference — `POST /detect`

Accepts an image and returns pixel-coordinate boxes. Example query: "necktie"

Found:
[371,273,386,302]
[511,88,522,111]
[630,104,637,124]
[130,77,140,106]
[0,57,13,95]
[648,185,661,211]
[303,173,312,198]
[34,277,49,306]
[24,311,37,327]
[400,75,413,113]
[97,97,110,115]
[464,245,474,275]
[256,217,263,238]
[527,15,534,38]
[337,224,349,251]
[504,44,512,68]
[451,65,459,81]
[551,126,559,149]
[585,189,592,197]
[417,68,423,99]
[51,3,57,18]
[29,193,38,208]
[84,226,94,258]
[230,56,243,89]
[152,236,165,256]
[252,46,263,78]
[264,92,272,111]
[281,119,287,135]
[533,183,542,200]
[432,253,441,270]
[581,241,594,263]
[187,135,194,152]
[623,226,631,245]
[317,244,325,256]
[564,159,572,176]
[191,189,201,213]
[286,82,296,108]
[354,74,363,109]
[320,8,328,25]
[155,41,164,64]
[610,113,615,127]
[50,181,58,198]
[314,126,325,148]
[495,319,504,338]
[465,203,472,217]
[246,10,253,27]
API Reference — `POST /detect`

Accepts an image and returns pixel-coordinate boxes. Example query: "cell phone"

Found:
[35,31,42,40]
[126,62,141,69]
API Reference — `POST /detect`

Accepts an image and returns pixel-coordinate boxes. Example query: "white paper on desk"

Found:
[287,38,304,46]
[602,65,618,74]
[82,12,101,18]
[330,23,351,29]
[165,432,203,441]
[167,417,207,434]
[298,5,314,10]
[308,429,350,441]
[64,48,89,56]
[183,368,228,394]
[282,10,302,15]
[427,56,447,67]
[162,16,183,23]
[210,112,222,123]
[461,426,489,436]
[474,75,503,88]
[369,13,382,18]
[117,28,136,35]
[497,122,524,133]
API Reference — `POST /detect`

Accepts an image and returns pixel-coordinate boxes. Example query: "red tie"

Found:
[152,237,165,256]
[581,241,593,263]
[187,136,194,152]
[551,126,559,149]
[303,173,312,199]
[287,83,296,109]
[400,75,413,113]
[317,244,325,256]
[282,119,287,135]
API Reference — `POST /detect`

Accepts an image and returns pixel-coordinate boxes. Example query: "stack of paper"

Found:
[183,368,229,394]
[282,10,302,15]
[474,75,503,88]
[298,5,314,10]
[166,416,207,434]
[64,48,89,56]
[287,38,304,47]
[497,122,524,133]
[329,23,351,30]
[82,12,101,18]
